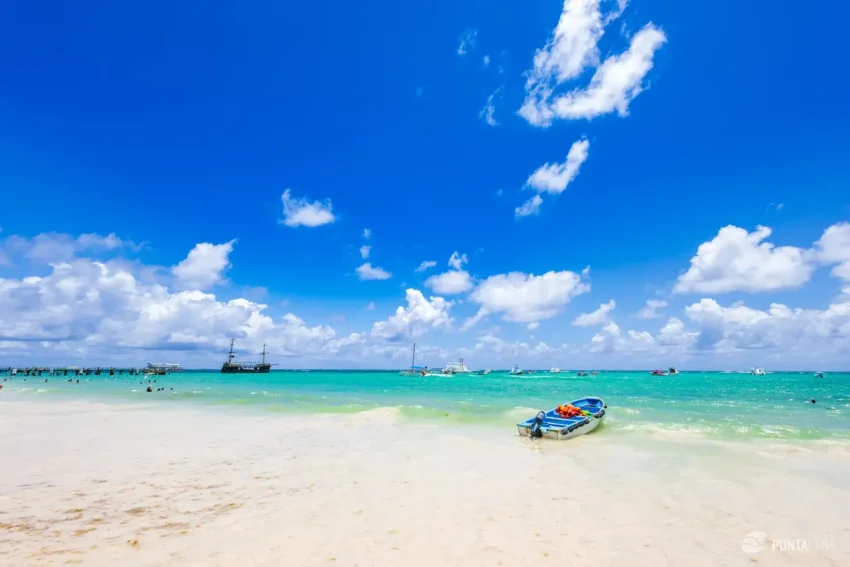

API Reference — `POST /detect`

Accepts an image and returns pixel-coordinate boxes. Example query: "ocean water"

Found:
[3,369,849,442]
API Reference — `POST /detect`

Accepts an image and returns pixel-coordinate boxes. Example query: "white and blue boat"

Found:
[516,397,607,440]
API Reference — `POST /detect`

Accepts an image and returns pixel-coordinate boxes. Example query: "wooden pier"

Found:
[0,366,175,377]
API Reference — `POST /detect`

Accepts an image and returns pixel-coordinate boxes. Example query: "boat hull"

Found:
[517,397,606,441]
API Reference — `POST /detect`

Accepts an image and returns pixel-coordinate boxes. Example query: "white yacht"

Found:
[668,367,679,375]
[750,367,765,376]
[509,365,524,375]
[442,358,473,375]
[550,368,561,374]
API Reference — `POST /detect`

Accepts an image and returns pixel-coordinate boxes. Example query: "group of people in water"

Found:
[0,376,174,394]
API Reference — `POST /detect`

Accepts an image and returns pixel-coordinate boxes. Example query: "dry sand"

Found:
[1,399,848,566]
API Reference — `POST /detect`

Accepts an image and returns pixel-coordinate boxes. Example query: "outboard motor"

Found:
[528,411,545,438]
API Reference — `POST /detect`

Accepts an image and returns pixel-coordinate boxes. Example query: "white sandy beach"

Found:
[1,399,848,566]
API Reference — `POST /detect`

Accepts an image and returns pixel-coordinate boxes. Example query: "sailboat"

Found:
[399,343,427,376]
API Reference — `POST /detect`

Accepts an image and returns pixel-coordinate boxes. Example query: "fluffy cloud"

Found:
[519,0,665,126]
[674,225,813,294]
[360,245,371,260]
[356,263,392,281]
[172,240,235,290]
[813,222,850,282]
[637,299,668,319]
[546,24,667,121]
[457,28,477,56]
[684,297,850,354]
[469,269,590,324]
[527,139,590,194]
[1,232,139,264]
[371,289,453,341]
[415,260,437,273]
[0,255,363,361]
[425,270,474,295]
[448,252,468,270]
[459,308,490,332]
[280,189,336,228]
[363,228,371,239]
[572,299,615,326]
[515,195,543,218]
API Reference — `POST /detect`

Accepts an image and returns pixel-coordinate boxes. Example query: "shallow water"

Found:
[3,369,848,442]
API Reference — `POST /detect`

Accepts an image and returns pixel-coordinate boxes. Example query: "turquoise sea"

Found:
[3,370,849,442]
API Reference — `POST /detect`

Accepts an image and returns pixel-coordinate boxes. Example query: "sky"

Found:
[1,0,849,370]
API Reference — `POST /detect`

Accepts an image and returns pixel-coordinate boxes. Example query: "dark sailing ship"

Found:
[220,339,275,374]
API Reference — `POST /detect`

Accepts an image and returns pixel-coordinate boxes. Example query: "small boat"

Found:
[751,367,765,376]
[509,365,524,375]
[517,397,607,440]
[650,369,668,376]
[668,367,679,375]
[441,359,474,375]
[400,343,429,376]
[576,371,588,376]
[814,372,824,378]
[550,368,561,374]
[590,370,599,376]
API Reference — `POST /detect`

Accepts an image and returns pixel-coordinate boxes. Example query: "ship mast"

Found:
[411,342,416,369]
[261,344,267,365]
[227,338,236,364]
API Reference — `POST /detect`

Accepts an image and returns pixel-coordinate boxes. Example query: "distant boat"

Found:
[145,363,183,376]
[576,371,589,377]
[477,369,491,375]
[590,370,599,376]
[550,367,561,374]
[516,397,607,440]
[441,359,473,375]
[400,343,428,376]
[221,339,275,374]
[751,367,765,376]
[509,365,524,375]
[668,367,679,375]
[650,369,668,376]
[815,372,825,378]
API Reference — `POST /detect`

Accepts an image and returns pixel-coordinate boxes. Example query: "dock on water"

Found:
[0,363,183,377]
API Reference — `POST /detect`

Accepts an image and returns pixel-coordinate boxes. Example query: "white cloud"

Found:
[483,55,491,66]
[448,252,468,270]
[371,289,453,341]
[415,260,438,273]
[359,245,371,260]
[460,308,490,332]
[515,195,543,218]
[684,297,850,355]
[363,228,372,239]
[527,321,540,331]
[546,24,667,121]
[519,0,665,126]
[812,222,850,282]
[527,138,589,194]
[470,269,590,324]
[365,302,376,311]
[657,317,697,346]
[637,299,668,319]
[457,28,477,56]
[280,189,336,228]
[674,225,813,294]
[0,255,363,362]
[1,232,139,264]
[479,87,501,126]
[172,240,235,291]
[425,270,474,295]
[356,263,392,281]
[572,299,615,326]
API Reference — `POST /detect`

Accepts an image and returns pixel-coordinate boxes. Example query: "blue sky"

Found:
[1,0,849,369]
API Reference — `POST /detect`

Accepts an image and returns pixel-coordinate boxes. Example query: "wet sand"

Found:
[1,399,847,566]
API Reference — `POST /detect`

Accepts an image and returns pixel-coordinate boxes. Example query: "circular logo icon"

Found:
[741,531,767,554]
